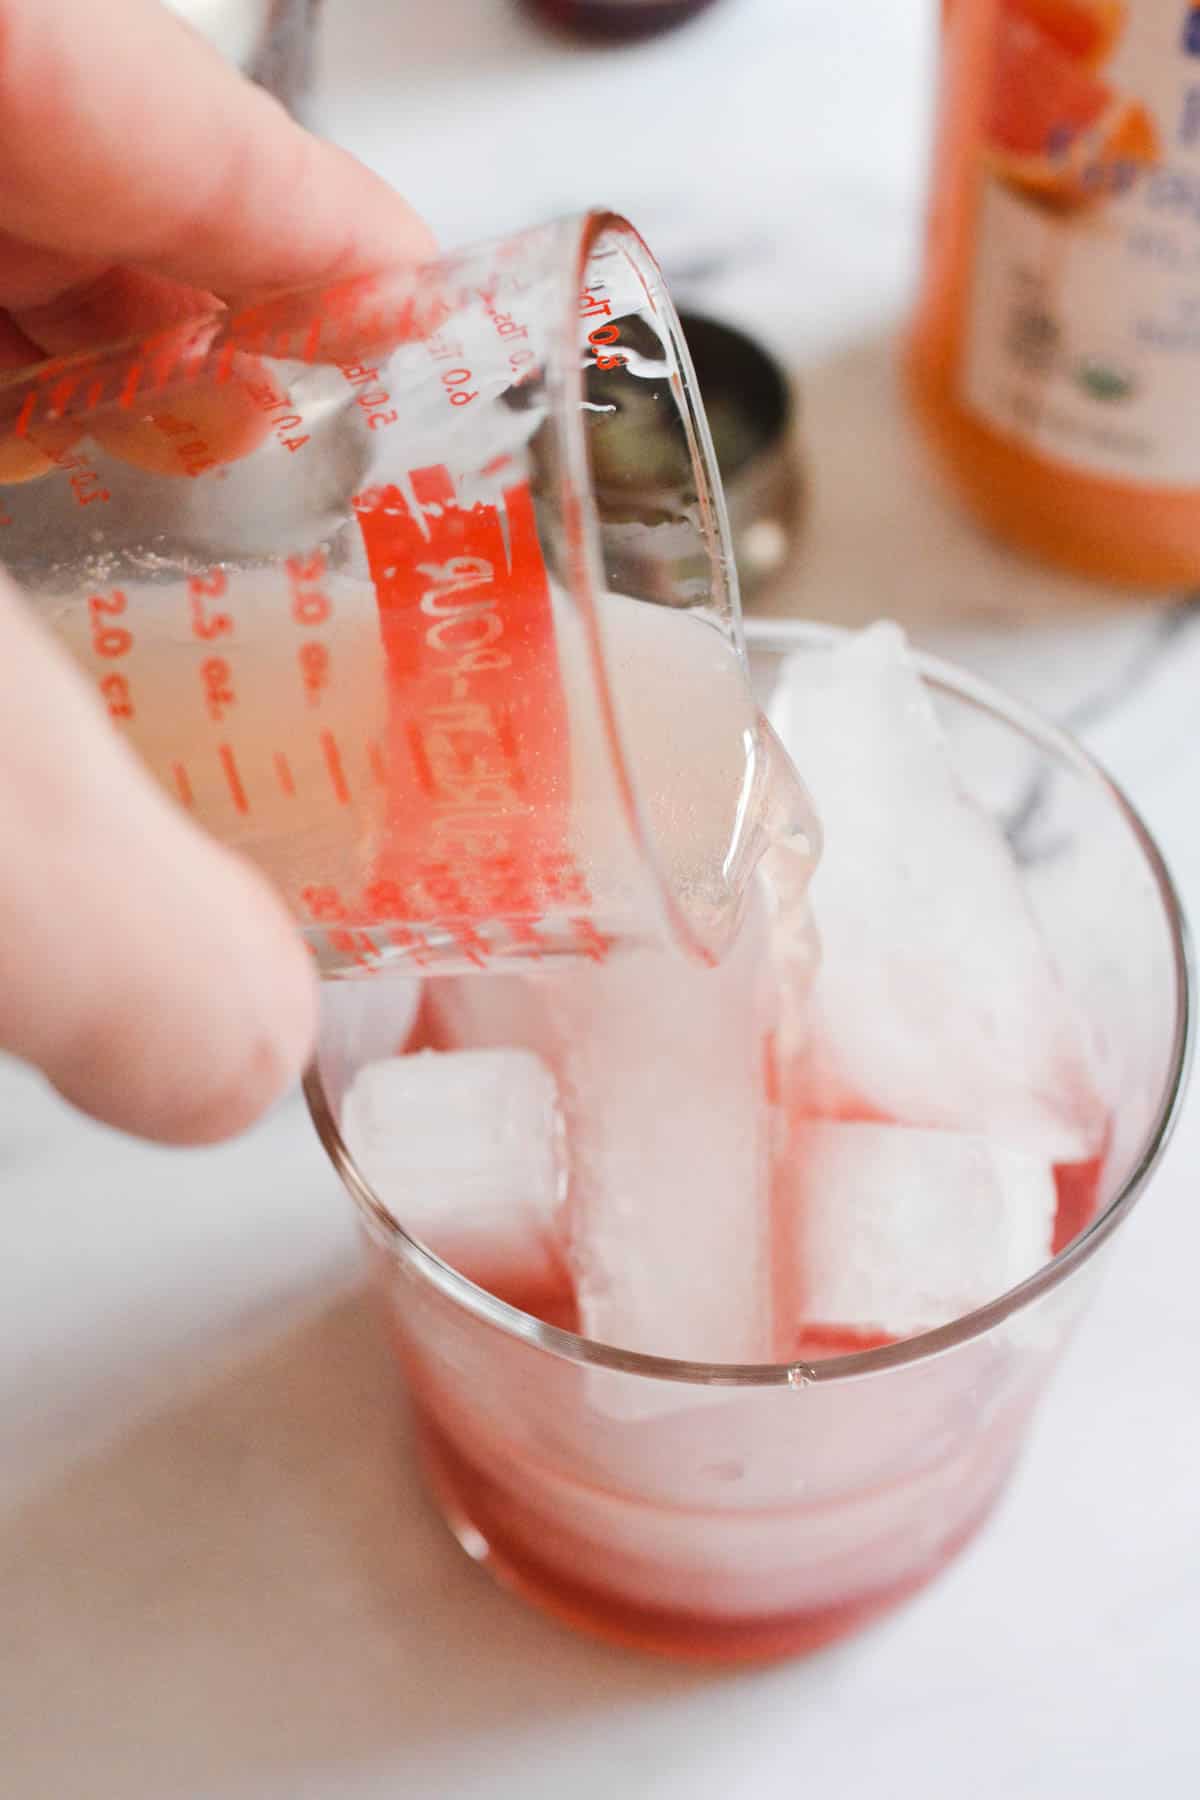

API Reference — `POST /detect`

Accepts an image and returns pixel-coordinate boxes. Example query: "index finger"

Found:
[0,0,435,296]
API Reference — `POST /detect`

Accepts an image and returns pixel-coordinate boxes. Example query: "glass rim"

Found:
[554,209,745,967]
[305,624,1192,1391]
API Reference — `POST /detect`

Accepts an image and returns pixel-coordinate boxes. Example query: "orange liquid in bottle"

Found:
[908,0,1200,590]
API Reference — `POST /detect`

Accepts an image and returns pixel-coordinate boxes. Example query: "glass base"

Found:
[417,1417,1003,1664]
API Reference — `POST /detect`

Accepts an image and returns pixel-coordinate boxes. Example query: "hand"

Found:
[0,0,434,1143]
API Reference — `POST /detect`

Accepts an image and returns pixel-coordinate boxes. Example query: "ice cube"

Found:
[551,912,777,1367]
[769,624,1104,1162]
[784,1120,1057,1340]
[743,715,824,1113]
[340,1049,566,1297]
[429,905,778,1369]
[758,851,822,1112]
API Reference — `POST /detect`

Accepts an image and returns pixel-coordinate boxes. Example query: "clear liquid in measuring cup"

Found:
[50,552,816,979]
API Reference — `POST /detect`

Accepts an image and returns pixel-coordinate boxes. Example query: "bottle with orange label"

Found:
[908,0,1200,589]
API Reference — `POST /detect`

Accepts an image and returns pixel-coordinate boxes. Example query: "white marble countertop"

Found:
[3,1,1199,1794]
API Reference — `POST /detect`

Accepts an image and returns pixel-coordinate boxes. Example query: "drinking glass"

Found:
[305,623,1191,1662]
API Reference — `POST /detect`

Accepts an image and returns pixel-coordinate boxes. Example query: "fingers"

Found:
[0,268,224,479]
[0,2,435,483]
[0,313,80,479]
[0,0,435,303]
[0,572,317,1143]
[88,350,280,476]
[5,264,220,351]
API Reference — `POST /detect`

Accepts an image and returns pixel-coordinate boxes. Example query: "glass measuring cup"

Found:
[0,213,805,977]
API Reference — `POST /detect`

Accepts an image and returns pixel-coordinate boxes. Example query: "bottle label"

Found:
[961,0,1200,487]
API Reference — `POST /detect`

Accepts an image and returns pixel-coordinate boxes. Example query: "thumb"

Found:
[0,571,316,1143]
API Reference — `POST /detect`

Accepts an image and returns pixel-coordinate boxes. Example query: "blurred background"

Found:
[302,1,1200,691]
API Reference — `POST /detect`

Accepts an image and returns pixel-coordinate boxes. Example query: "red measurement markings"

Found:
[273,752,296,797]
[320,730,351,805]
[568,918,614,964]
[297,641,330,703]
[439,365,477,407]
[327,929,377,971]
[144,321,214,396]
[150,413,217,478]
[200,657,235,722]
[240,374,310,454]
[88,589,132,659]
[172,761,195,809]
[449,923,489,969]
[4,322,210,441]
[218,744,249,814]
[478,286,538,384]
[384,926,436,969]
[579,281,615,320]
[46,374,79,415]
[286,552,332,705]
[585,318,626,372]
[355,469,575,935]
[360,878,405,921]
[402,719,436,798]
[579,283,628,372]
[241,370,309,453]
[361,880,574,970]
[503,918,547,959]
[421,865,471,914]
[477,851,542,915]
[337,360,399,431]
[118,360,145,410]
[98,673,134,721]
[300,884,345,922]
[424,332,478,408]
[188,569,232,640]
[478,286,529,344]
[59,450,110,507]
[285,551,332,625]
[113,326,210,409]
[537,852,593,908]
[223,272,444,370]
[298,884,378,971]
